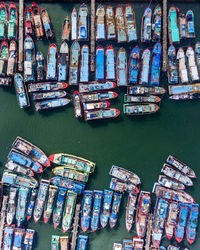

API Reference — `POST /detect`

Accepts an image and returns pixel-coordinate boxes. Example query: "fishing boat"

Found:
[3,224,15,250]
[125,193,137,232]
[100,189,113,228]
[152,5,162,42]
[32,91,67,101]
[23,35,35,82]
[168,45,178,84]
[26,188,38,221]
[81,190,93,232]
[79,44,89,82]
[5,160,34,177]
[80,91,118,102]
[62,191,77,232]
[186,46,199,82]
[109,192,122,228]
[83,101,110,111]
[141,7,152,43]
[139,48,151,85]
[53,187,67,229]
[136,191,151,238]
[158,175,185,190]
[36,51,45,81]
[24,229,35,250]
[132,237,144,250]
[60,236,69,250]
[115,5,127,43]
[79,81,116,93]
[73,91,82,118]
[165,202,179,240]
[78,4,88,41]
[110,178,139,194]
[96,45,104,81]
[77,235,88,250]
[33,179,50,223]
[178,12,186,39]
[169,94,200,100]
[84,108,120,121]
[91,190,103,232]
[113,243,122,250]
[31,2,44,39]
[128,46,140,84]
[106,6,116,40]
[16,187,29,227]
[69,41,80,85]
[152,198,169,248]
[7,40,17,76]
[124,94,161,103]
[61,16,70,41]
[41,8,54,39]
[123,239,133,250]
[7,2,18,40]
[58,41,69,82]
[28,82,68,92]
[128,85,166,95]
[186,10,195,38]
[6,186,18,225]
[0,40,8,76]
[124,103,160,115]
[0,2,7,40]
[46,43,57,80]
[96,4,105,40]
[186,203,199,244]
[175,203,190,243]
[13,227,25,250]
[195,42,200,73]
[168,5,180,44]
[0,76,12,86]
[24,7,34,36]
[106,46,115,80]
[43,185,58,223]
[71,8,77,40]
[35,98,71,111]
[168,83,200,95]
[150,42,162,86]
[51,236,60,250]
[124,4,137,42]
[117,48,127,86]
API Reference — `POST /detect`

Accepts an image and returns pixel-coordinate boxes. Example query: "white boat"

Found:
[186,46,199,82]
[115,5,127,43]
[177,47,189,84]
[124,4,137,42]
[158,175,185,190]
[78,4,88,41]
[139,48,151,85]
[71,8,77,40]
[117,47,127,86]
[69,41,80,85]
[96,4,105,40]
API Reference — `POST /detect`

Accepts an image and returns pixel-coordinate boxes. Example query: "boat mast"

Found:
[162,0,167,72]
[90,0,95,71]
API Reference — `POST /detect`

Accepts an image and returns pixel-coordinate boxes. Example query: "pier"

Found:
[162,0,167,72]
[0,196,8,248]
[18,0,24,72]
[90,0,95,71]
[145,213,153,250]
[71,204,81,250]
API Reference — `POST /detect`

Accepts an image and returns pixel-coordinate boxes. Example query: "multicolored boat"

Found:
[43,185,58,223]
[106,6,116,40]
[124,94,161,103]
[61,16,70,41]
[141,7,152,43]
[178,12,186,39]
[165,202,179,240]
[115,5,127,43]
[24,35,35,82]
[150,42,161,86]
[132,237,144,250]
[35,98,71,111]
[168,45,178,84]
[109,192,122,228]
[0,40,8,76]
[186,46,199,82]
[58,41,69,82]
[79,44,89,82]
[128,85,166,95]
[124,4,137,42]
[81,190,93,232]
[84,108,120,121]
[7,2,17,40]
[41,8,54,39]
[139,48,151,85]
[152,5,161,42]
[28,82,68,92]
[91,190,103,232]
[128,46,140,84]
[158,175,185,190]
[110,178,139,194]
[13,227,25,250]
[186,10,195,38]
[117,47,127,86]
[100,189,113,228]
[96,45,104,81]
[3,224,15,250]
[106,46,115,80]
[123,239,133,250]
[0,2,7,40]
[83,101,110,111]
[46,43,57,80]
[125,192,137,232]
[6,160,34,177]
[80,91,118,103]
[186,203,199,244]
[73,91,82,118]
[78,4,88,41]
[33,91,67,101]
[24,7,34,36]
[69,41,80,85]
[168,5,180,44]
[26,188,38,221]
[76,235,88,250]
[71,8,77,40]
[96,4,105,41]
[7,40,17,76]
[24,229,35,250]
[31,2,44,39]
[60,236,69,250]
[36,51,45,82]
[51,235,60,250]
[6,186,18,226]
[16,187,29,227]
[177,47,189,84]
[79,81,116,93]
[0,76,12,86]
[113,243,122,250]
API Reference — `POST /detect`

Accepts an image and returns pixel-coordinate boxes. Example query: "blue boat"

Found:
[58,41,69,82]
[81,190,93,232]
[69,41,80,85]
[186,10,195,38]
[79,81,116,93]
[141,7,152,43]
[24,229,35,250]
[139,48,151,85]
[76,235,88,250]
[46,43,57,80]
[3,224,15,250]
[91,190,103,232]
[26,188,38,221]
[24,35,35,82]
[128,46,140,84]
[13,228,25,250]
[100,189,113,228]
[96,45,104,81]
[123,239,133,250]
[106,46,115,80]
[36,51,45,82]
[109,192,122,229]
[16,187,29,227]
[186,203,199,244]
[149,42,162,86]
[80,45,89,83]
[117,48,127,86]
[167,45,178,84]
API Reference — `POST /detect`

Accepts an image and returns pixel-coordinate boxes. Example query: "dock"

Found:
[18,0,24,71]
[90,0,95,71]
[0,196,8,248]
[162,0,167,72]
[71,204,81,250]
[145,213,153,250]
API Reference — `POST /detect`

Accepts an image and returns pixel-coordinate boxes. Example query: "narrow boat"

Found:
[113,243,122,250]
[46,43,57,80]
[83,101,110,111]
[169,94,200,100]
[91,190,103,232]
[3,224,15,250]
[186,203,199,244]
[175,203,190,243]
[109,192,122,228]
[80,91,118,102]
[168,83,200,95]
[71,8,77,40]
[167,246,179,250]
[106,6,116,40]
[0,76,12,86]
[77,235,88,250]
[139,48,151,85]
[24,7,34,36]
[132,237,144,250]
[124,103,159,115]
[110,178,139,194]
[16,187,29,227]
[168,45,178,84]
[41,8,54,39]
[195,42,200,73]
[96,45,104,81]
[115,5,127,43]
[43,185,58,223]
[26,188,38,221]
[51,236,60,250]
[0,40,8,76]
[13,228,25,250]
[141,7,152,43]
[36,51,45,82]
[7,40,17,76]
[128,85,166,95]
[53,167,89,182]
[31,2,44,39]
[60,236,69,250]
[24,229,35,250]
[61,16,70,41]
[24,35,35,82]
[81,190,93,232]
[69,41,80,85]
[28,82,68,92]
[84,108,120,121]
[168,5,180,44]
[58,41,69,82]
[124,4,137,42]
[165,202,179,240]
[96,4,105,41]
[186,46,199,82]
[53,187,67,229]
[152,5,162,42]
[7,2,18,40]
[149,42,162,86]
[178,12,186,39]
[62,191,77,232]
[32,91,67,100]
[5,160,34,177]
[125,192,137,232]
[73,91,82,118]
[158,175,185,190]
[78,4,88,41]
[79,81,116,93]
[128,46,140,84]
[106,46,115,80]
[136,191,151,238]
[0,2,7,40]
[6,186,18,226]
[124,94,161,103]
[79,44,89,83]
[123,239,133,250]
[177,47,189,84]
[117,48,127,86]
[33,179,50,223]
[186,10,195,38]
[35,98,71,111]
[100,189,113,228]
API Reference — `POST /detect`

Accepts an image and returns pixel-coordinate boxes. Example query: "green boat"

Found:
[0,2,7,40]
[7,2,18,40]
[168,5,180,44]
[0,40,8,76]
[52,167,89,183]
[62,191,77,232]
[51,235,60,250]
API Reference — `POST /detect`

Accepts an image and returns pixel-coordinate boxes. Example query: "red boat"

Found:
[0,2,7,40]
[24,7,34,36]
[31,2,44,39]
[8,2,18,40]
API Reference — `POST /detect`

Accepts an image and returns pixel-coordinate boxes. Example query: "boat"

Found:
[36,51,45,81]
[109,192,122,228]
[26,188,38,221]
[53,187,67,229]
[139,48,151,85]
[41,8,54,39]
[51,235,60,250]
[113,243,122,250]
[168,83,200,95]
[28,82,68,93]
[128,46,140,84]
[169,94,200,100]
[0,76,12,86]
[149,42,162,86]
[83,101,110,111]
[186,46,199,82]
[128,85,166,95]
[2,224,15,250]
[7,2,18,40]
[46,43,57,80]
[32,91,67,100]
[79,44,89,82]
[124,103,160,115]
[167,45,178,84]
[168,5,180,44]
[60,236,69,250]
[124,4,137,42]
[58,41,69,82]
[132,237,144,250]
[23,35,35,82]
[6,186,18,225]
[96,4,105,40]
[81,190,93,232]
[106,46,115,80]
[0,40,8,76]
[177,47,188,84]
[5,160,34,177]
[117,47,127,86]
[24,7,34,36]
[35,98,71,111]
[71,8,77,40]
[161,164,193,186]
[124,94,161,103]
[76,235,88,250]
[79,81,116,93]
[73,91,82,118]
[135,191,151,238]
[195,42,200,73]
[33,179,50,223]
[165,202,179,240]
[91,190,103,232]
[100,189,113,228]
[43,185,58,223]
[106,6,116,40]
[31,2,44,39]
[69,41,80,85]
[12,227,25,250]
[115,5,127,43]
[96,45,104,81]
[7,40,17,76]
[152,198,169,248]
[62,191,77,232]
[80,91,118,103]
[0,2,7,40]
[125,192,137,232]
[24,229,35,250]
[110,178,139,194]
[175,203,190,243]
[16,187,29,227]
[167,246,180,250]
[178,12,186,39]
[78,4,88,41]
[186,203,199,244]
[84,108,120,121]
[152,5,162,42]
[61,16,70,41]
[141,7,152,43]
[158,175,185,190]
[13,136,50,167]
[123,239,133,250]
[186,10,195,38]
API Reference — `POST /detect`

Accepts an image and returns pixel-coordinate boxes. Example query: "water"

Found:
[1,1,200,249]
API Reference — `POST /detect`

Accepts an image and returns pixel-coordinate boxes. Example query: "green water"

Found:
[1,1,200,249]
